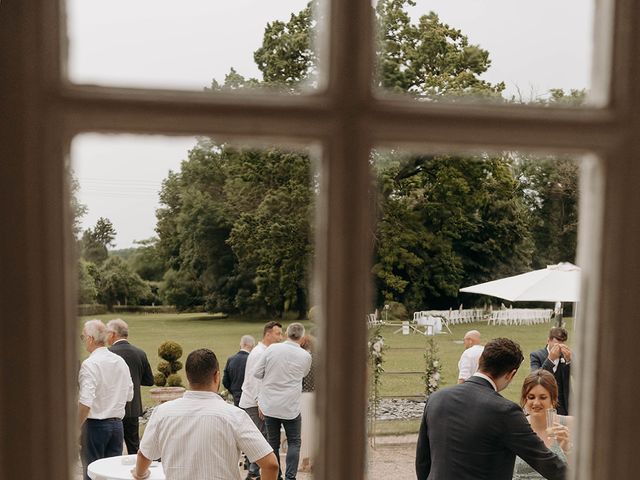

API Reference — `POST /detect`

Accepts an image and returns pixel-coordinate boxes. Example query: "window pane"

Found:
[366,147,583,477]
[66,0,319,94]
[71,133,319,479]
[375,0,594,107]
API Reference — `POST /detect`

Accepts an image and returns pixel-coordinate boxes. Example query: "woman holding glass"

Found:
[512,369,572,480]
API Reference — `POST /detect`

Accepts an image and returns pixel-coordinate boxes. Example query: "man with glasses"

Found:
[78,319,133,480]
[106,318,154,454]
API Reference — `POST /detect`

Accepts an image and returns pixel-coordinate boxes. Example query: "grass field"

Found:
[78,313,573,410]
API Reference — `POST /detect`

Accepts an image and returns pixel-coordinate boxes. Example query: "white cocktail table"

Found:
[88,455,165,480]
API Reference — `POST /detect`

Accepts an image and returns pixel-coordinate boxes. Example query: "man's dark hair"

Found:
[478,338,524,378]
[185,348,219,386]
[548,327,568,342]
[263,321,282,337]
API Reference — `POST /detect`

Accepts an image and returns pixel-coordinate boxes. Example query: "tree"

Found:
[513,90,584,268]
[77,259,98,304]
[81,217,116,265]
[129,237,166,281]
[97,256,150,309]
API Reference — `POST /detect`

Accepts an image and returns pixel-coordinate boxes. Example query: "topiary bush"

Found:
[166,373,183,387]
[158,341,183,362]
[154,340,184,387]
[153,372,167,387]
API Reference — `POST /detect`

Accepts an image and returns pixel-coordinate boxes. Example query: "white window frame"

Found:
[1,0,638,478]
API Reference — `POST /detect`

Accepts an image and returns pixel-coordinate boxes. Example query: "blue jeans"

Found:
[244,407,267,477]
[265,414,301,480]
[80,418,124,480]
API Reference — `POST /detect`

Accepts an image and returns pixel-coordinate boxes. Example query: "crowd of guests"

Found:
[417,327,573,479]
[77,316,572,480]
[77,319,314,480]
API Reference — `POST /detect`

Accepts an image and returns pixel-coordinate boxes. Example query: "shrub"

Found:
[77,304,108,316]
[111,305,176,314]
[387,301,409,322]
[154,340,184,389]
[158,341,183,362]
[166,374,183,387]
[153,372,167,387]
[157,361,171,377]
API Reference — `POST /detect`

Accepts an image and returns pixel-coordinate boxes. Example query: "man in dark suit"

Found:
[223,335,255,406]
[416,338,567,480]
[106,318,154,454]
[530,327,572,415]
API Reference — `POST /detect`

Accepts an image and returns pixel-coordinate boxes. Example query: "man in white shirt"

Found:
[255,323,312,480]
[133,348,278,480]
[78,319,134,480]
[457,330,484,383]
[239,321,283,480]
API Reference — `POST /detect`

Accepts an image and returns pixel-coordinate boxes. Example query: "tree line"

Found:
[76,0,580,316]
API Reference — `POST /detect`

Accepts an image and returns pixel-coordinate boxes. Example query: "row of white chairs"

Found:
[413,309,485,325]
[487,308,553,326]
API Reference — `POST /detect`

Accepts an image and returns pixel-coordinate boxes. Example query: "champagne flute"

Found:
[545,408,558,439]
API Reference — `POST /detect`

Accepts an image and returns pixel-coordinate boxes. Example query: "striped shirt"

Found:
[140,390,272,480]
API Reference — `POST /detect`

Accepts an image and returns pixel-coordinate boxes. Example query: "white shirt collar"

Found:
[473,372,498,391]
[113,338,128,345]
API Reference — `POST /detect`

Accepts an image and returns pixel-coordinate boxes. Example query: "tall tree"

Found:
[81,217,116,265]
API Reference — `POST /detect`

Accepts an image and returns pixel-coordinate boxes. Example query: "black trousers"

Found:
[122,416,141,454]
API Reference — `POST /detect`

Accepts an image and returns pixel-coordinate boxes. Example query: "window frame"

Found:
[1,0,639,478]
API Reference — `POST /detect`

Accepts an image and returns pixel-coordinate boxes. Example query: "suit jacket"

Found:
[416,376,566,480]
[109,340,154,418]
[530,347,571,415]
[222,350,250,406]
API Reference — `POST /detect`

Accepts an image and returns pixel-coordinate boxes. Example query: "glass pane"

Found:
[71,133,319,479]
[375,0,593,107]
[66,0,318,93]
[366,147,583,477]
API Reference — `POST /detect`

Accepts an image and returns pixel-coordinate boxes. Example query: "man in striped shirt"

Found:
[132,348,278,480]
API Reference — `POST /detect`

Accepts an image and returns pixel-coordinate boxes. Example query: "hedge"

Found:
[78,304,108,316]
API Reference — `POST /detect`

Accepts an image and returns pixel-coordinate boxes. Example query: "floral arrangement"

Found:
[368,322,387,417]
[423,337,442,398]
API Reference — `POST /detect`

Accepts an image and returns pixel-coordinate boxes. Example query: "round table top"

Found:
[88,455,165,480]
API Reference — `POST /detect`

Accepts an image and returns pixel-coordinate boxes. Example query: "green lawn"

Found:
[78,313,572,409]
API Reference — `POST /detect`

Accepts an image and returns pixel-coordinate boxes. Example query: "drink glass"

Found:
[546,408,558,438]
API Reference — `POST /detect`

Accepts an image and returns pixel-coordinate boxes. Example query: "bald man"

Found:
[457,330,484,383]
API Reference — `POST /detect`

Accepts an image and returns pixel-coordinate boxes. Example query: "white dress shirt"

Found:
[458,344,484,381]
[140,391,273,480]
[472,372,498,391]
[254,340,312,420]
[78,346,134,419]
[238,341,267,409]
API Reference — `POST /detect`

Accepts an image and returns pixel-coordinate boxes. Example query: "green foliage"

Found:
[373,153,533,310]
[157,340,183,362]
[156,143,313,317]
[157,360,171,377]
[375,0,504,98]
[386,301,409,321]
[78,260,98,304]
[77,304,108,316]
[153,372,167,387]
[97,256,151,309]
[70,172,88,241]
[368,323,387,417]
[423,337,442,397]
[129,238,166,281]
[81,217,116,265]
[155,341,184,387]
[166,373,183,387]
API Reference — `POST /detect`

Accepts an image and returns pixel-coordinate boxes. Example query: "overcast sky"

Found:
[69,0,593,248]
